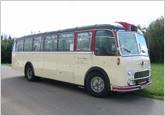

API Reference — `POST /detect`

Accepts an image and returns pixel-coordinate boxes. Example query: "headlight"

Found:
[128,79,134,85]
[149,66,151,72]
[128,68,132,75]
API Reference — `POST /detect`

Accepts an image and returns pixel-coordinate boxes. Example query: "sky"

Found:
[1,1,164,38]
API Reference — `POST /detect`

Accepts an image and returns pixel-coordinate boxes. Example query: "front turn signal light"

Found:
[117,58,120,65]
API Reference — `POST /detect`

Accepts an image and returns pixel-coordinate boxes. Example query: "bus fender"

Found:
[84,67,111,92]
[24,61,35,76]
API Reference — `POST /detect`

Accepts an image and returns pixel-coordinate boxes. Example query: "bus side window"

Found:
[95,30,116,56]
[24,38,33,51]
[16,39,24,51]
[33,36,44,51]
[58,33,74,51]
[45,34,57,51]
[76,32,92,51]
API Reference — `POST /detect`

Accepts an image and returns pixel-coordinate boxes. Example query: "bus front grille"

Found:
[134,70,150,84]
[134,70,149,78]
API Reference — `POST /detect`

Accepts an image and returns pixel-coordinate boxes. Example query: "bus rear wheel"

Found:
[26,64,39,81]
[86,71,108,97]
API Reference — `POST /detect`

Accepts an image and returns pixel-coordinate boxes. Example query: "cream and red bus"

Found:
[12,22,152,97]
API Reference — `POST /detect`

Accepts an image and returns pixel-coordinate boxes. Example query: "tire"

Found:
[26,64,38,81]
[86,71,108,97]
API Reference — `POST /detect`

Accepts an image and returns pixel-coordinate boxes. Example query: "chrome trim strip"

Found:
[113,81,152,92]
[145,80,152,85]
[13,52,94,54]
[135,61,147,65]
[131,76,151,81]
[113,88,140,92]
[113,85,141,89]
[138,81,148,85]
[128,75,151,86]
[141,83,152,90]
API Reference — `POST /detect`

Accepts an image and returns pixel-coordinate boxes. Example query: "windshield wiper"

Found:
[119,40,131,53]
[122,45,131,53]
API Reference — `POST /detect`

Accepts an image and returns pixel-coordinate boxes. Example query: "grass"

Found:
[1,63,164,100]
[132,63,164,101]
[1,63,12,67]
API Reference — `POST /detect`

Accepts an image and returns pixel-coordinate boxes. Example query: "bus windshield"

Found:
[136,34,148,56]
[118,32,148,56]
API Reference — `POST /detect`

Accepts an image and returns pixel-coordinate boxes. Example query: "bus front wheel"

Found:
[86,71,108,97]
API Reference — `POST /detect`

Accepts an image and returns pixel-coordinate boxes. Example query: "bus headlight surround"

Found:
[128,79,134,86]
[128,68,132,75]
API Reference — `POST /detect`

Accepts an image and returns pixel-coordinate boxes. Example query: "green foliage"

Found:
[1,63,12,67]
[138,16,164,63]
[1,34,15,63]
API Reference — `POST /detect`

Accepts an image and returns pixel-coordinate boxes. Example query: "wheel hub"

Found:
[27,68,32,79]
[91,76,104,93]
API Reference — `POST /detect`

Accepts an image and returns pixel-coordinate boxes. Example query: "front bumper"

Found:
[112,81,152,92]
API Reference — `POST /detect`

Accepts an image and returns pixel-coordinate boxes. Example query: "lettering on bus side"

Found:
[76,57,88,64]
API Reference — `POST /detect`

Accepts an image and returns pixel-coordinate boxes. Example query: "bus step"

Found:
[78,86,84,89]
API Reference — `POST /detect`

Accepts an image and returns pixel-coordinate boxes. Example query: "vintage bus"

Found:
[12,22,152,97]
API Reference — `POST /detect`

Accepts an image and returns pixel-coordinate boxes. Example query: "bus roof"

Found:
[16,22,130,40]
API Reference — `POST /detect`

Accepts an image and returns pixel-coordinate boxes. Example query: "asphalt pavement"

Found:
[1,66,164,115]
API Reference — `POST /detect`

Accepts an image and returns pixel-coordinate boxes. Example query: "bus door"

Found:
[74,31,93,85]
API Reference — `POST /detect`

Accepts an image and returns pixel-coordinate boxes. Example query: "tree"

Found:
[137,24,147,34]
[1,34,15,63]
[146,16,164,63]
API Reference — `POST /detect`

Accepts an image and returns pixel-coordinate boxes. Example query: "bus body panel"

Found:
[15,52,24,72]
[122,56,151,86]
[43,53,58,80]
[110,56,150,89]
[12,52,151,89]
[12,52,17,70]
[92,55,120,86]
[74,53,93,85]
[32,53,44,77]
[23,52,33,73]
[56,53,74,83]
